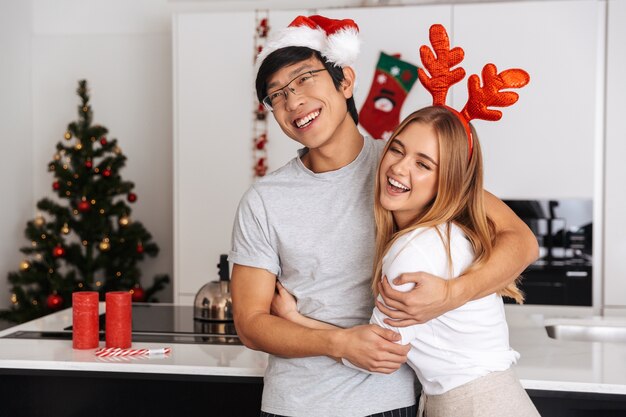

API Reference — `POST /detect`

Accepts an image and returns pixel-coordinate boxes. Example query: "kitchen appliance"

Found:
[503,199,592,306]
[193,254,235,335]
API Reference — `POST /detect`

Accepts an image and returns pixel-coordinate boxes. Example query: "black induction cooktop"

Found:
[2,304,240,345]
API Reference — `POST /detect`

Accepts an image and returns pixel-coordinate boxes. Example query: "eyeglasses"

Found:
[262,69,328,111]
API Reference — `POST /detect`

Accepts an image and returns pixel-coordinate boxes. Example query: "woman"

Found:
[271,106,541,417]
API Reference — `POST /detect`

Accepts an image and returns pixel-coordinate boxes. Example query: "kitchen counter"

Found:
[1,303,626,416]
[0,303,268,379]
[1,304,626,393]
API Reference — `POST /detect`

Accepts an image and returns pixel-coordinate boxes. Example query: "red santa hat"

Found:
[256,15,360,69]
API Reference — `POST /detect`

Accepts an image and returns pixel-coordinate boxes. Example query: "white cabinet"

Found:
[172,11,306,304]
[173,12,255,303]
[452,1,603,200]
[604,0,626,308]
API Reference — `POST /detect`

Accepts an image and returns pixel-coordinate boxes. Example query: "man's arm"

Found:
[376,190,539,325]
[232,264,410,373]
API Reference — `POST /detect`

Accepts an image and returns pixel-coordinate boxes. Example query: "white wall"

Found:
[0,0,34,311]
[0,0,176,309]
[31,0,174,301]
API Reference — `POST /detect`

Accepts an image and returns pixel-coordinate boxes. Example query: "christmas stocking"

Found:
[358,52,419,140]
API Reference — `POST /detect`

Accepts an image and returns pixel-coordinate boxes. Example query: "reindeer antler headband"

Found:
[418,24,530,160]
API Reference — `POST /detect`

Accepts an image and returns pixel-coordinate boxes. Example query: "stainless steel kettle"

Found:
[194,254,233,321]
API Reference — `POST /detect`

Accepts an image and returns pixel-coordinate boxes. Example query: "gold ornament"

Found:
[99,237,111,251]
[82,106,88,113]
[73,173,79,179]
[11,293,17,304]
[90,199,96,205]
[75,142,83,150]
[35,254,42,260]
[34,215,45,227]
[119,216,130,226]
[66,181,72,186]
[40,234,46,239]
[32,299,38,305]
[90,136,96,142]
[20,260,30,271]
[65,191,71,196]
[64,132,71,140]
[54,153,61,161]
[73,209,79,215]
[114,146,122,154]
[82,240,88,246]
[48,164,55,172]
[61,223,70,234]
[99,209,105,214]
[78,282,84,288]
[62,164,68,170]
[94,167,100,174]
[95,281,102,287]
[115,271,122,277]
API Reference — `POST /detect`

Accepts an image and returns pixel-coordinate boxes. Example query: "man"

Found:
[230,15,538,417]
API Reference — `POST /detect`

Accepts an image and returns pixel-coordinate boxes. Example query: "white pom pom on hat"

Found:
[256,15,361,70]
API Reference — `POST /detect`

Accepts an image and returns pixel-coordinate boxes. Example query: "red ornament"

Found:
[78,200,91,212]
[255,103,267,121]
[100,137,108,146]
[254,157,268,177]
[127,193,137,203]
[52,245,65,257]
[102,168,112,178]
[255,134,268,150]
[85,160,93,169]
[257,18,269,37]
[47,293,63,310]
[136,243,144,254]
[131,286,145,302]
[52,181,60,190]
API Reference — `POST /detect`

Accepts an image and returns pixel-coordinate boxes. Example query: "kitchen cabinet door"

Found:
[604,0,626,308]
[452,0,603,200]
[173,11,307,304]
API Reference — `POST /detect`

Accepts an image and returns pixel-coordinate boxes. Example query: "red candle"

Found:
[72,292,99,349]
[105,291,132,349]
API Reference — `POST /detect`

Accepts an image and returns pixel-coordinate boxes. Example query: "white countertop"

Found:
[0,303,268,378]
[1,303,625,395]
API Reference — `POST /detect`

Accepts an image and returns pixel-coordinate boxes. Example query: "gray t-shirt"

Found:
[229,137,416,417]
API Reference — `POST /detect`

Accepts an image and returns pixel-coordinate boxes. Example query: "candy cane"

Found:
[95,347,171,357]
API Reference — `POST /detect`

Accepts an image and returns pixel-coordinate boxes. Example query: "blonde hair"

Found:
[372,106,524,303]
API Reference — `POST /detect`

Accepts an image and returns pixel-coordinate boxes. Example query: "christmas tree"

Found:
[0,80,169,324]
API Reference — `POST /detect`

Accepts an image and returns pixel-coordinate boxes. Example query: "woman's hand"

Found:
[376,272,453,326]
[270,281,301,322]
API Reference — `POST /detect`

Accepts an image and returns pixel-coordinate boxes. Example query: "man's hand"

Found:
[376,272,453,326]
[335,324,410,374]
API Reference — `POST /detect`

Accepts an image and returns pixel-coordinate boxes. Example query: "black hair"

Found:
[255,46,358,125]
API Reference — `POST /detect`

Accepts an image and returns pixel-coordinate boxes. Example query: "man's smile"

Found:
[294,109,321,129]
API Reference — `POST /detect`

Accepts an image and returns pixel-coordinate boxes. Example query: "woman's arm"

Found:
[271,281,338,331]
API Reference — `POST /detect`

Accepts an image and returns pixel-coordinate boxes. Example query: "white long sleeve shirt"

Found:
[371,224,520,395]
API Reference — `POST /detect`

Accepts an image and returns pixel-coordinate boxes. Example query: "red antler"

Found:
[418,24,466,106]
[461,64,530,122]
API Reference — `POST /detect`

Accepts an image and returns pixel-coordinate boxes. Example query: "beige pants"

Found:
[418,368,541,417]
